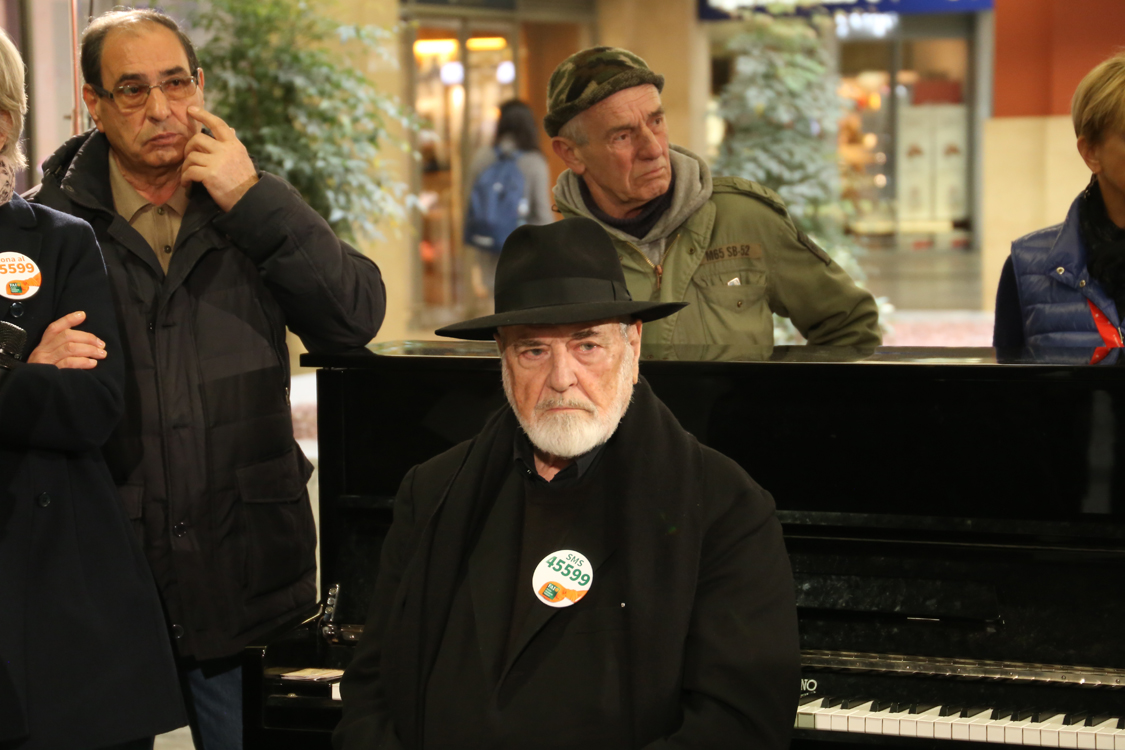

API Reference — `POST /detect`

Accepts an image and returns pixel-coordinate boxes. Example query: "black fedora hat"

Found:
[436,217,686,340]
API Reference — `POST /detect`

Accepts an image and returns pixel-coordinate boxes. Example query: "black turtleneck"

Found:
[579,171,676,241]
[1080,177,1125,316]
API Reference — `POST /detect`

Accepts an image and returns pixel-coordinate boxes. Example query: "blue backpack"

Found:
[465,149,525,253]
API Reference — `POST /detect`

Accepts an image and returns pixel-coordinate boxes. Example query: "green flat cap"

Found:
[544,46,664,137]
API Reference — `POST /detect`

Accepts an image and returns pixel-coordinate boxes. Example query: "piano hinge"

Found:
[802,650,1125,689]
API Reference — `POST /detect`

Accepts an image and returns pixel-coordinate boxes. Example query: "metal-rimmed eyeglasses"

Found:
[92,73,199,113]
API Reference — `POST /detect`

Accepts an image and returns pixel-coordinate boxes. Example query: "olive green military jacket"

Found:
[557,176,881,348]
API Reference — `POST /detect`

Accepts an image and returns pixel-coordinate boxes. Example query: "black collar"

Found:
[513,427,605,484]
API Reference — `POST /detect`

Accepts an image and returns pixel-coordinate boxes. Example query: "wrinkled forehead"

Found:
[498,318,627,348]
[582,84,663,131]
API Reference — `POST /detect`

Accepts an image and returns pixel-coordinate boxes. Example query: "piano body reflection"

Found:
[244,342,1125,749]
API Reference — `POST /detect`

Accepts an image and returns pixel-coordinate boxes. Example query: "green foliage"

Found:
[191,0,412,241]
[715,13,892,342]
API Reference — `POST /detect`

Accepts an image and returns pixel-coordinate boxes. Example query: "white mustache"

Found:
[535,398,596,415]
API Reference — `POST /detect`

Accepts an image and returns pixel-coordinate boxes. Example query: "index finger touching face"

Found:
[187,106,234,141]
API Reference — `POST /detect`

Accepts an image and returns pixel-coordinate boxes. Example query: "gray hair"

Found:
[558,112,589,146]
[81,8,200,89]
[0,28,26,169]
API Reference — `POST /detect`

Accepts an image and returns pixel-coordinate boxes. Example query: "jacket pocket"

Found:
[236,445,316,598]
[690,277,772,346]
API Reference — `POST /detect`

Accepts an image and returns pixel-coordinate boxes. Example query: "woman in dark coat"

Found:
[0,29,184,750]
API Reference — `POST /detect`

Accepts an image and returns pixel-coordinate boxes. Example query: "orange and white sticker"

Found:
[0,253,41,300]
[532,550,593,608]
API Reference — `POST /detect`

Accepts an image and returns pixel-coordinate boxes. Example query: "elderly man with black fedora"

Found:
[546,47,881,348]
[333,217,800,750]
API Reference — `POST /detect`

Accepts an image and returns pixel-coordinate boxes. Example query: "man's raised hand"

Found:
[181,106,260,212]
[27,311,107,370]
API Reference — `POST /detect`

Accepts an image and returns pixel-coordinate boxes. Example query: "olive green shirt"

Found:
[108,153,189,274]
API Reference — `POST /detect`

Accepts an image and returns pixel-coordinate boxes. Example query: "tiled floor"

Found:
[857,248,983,312]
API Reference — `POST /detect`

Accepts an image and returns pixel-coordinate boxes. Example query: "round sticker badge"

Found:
[0,253,41,300]
[532,549,593,608]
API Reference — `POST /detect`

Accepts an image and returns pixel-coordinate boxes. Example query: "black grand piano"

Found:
[244,342,1125,749]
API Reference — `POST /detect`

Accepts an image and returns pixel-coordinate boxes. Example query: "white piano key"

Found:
[1093,722,1123,750]
[1006,717,1036,744]
[934,712,961,740]
[902,706,943,738]
[881,707,913,737]
[1079,719,1120,750]
[795,698,824,730]
[814,702,848,732]
[1095,730,1122,750]
[865,704,895,735]
[971,715,996,744]
[1026,714,1066,747]
[953,711,993,742]
[833,701,874,732]
[990,715,1018,745]
[916,707,945,739]
[846,702,876,733]
[1060,723,1081,750]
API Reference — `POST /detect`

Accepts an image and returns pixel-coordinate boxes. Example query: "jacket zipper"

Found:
[623,233,680,293]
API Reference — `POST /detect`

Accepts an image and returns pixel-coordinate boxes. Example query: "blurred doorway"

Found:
[412,24,517,320]
[404,5,591,331]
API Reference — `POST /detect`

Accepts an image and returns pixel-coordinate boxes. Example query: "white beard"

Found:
[503,355,636,460]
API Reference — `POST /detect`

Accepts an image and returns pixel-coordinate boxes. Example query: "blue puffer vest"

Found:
[1010,194,1122,347]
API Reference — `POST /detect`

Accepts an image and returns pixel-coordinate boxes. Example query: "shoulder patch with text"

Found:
[702,242,763,264]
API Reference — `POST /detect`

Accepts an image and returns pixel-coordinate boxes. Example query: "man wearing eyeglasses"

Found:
[26,8,386,749]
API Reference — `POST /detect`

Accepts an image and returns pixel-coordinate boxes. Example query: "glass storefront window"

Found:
[839,29,973,253]
[412,26,515,325]
[414,32,464,313]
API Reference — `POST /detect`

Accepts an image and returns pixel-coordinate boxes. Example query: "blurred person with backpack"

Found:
[465,100,554,306]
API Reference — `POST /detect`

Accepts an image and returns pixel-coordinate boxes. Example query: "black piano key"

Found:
[842,698,873,710]
[799,694,823,706]
[910,703,939,715]
[962,706,991,719]
[823,696,845,709]
[871,700,897,713]
[1085,713,1118,727]
[941,705,964,717]
[1015,708,1039,722]
[991,708,1016,722]
[1064,712,1089,726]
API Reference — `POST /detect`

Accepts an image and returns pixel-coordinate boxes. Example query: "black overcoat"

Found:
[0,195,184,749]
[334,380,801,749]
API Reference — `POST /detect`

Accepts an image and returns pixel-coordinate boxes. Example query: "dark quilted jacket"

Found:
[26,130,385,660]
[1010,195,1122,348]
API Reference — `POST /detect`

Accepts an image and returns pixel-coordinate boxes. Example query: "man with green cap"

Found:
[546,46,881,348]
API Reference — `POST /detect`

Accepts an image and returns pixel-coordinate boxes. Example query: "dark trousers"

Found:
[178,655,243,750]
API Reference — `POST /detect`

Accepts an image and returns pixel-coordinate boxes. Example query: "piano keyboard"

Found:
[796,697,1125,748]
